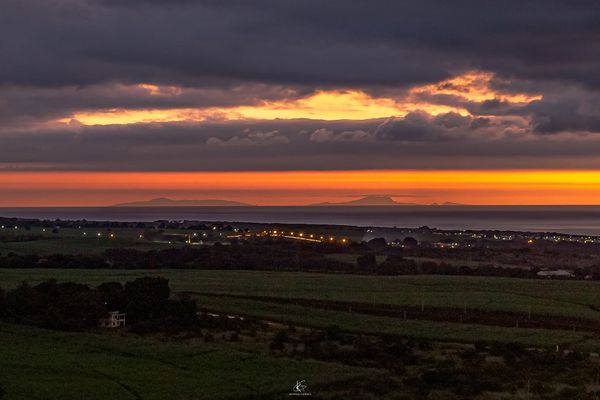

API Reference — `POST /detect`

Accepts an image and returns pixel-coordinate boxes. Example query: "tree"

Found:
[125,277,170,322]
[357,253,377,270]
[367,237,388,251]
[402,237,418,248]
[97,281,126,311]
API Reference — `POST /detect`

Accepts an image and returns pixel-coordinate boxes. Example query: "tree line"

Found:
[0,277,197,333]
[1,239,599,280]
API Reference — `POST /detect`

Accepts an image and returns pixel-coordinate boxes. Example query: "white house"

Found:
[98,311,126,328]
[536,270,574,279]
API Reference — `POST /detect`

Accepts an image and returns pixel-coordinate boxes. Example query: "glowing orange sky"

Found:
[6,71,587,207]
[1,170,600,206]
[55,71,540,126]
[57,90,466,125]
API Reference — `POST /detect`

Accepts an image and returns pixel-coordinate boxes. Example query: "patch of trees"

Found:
[378,255,540,279]
[3,239,600,281]
[271,325,600,399]
[0,277,197,333]
[0,241,358,272]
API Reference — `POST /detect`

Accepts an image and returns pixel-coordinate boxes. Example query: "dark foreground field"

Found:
[0,322,368,400]
[2,269,600,399]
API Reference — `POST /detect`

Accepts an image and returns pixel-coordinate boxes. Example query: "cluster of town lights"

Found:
[266,230,347,243]
[22,226,349,245]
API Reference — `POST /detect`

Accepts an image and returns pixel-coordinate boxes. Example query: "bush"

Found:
[270,330,289,350]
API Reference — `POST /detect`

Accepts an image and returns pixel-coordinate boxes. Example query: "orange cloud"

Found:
[410,71,542,103]
[59,90,467,126]
[55,71,541,126]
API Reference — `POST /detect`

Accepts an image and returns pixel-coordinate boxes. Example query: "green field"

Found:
[0,322,367,400]
[0,225,363,255]
[1,269,599,319]
[192,294,600,351]
[0,227,181,255]
[2,269,600,398]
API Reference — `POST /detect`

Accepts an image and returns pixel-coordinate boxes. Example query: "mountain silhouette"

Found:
[112,198,253,207]
[311,195,417,206]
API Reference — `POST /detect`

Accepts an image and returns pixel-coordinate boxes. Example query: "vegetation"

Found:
[0,322,366,400]
[1,269,598,319]
[3,217,600,398]
[1,277,197,333]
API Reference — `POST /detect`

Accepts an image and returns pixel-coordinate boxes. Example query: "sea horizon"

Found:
[2,205,600,236]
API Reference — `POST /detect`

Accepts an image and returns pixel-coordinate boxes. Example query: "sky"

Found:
[2,0,600,206]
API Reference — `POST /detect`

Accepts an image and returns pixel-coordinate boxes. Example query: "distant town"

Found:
[2,216,600,280]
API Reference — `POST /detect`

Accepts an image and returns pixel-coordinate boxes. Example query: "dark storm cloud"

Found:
[3,0,600,172]
[3,116,600,171]
[2,0,600,89]
[374,112,472,142]
[527,95,600,134]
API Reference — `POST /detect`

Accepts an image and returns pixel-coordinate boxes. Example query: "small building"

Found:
[536,270,574,279]
[98,311,126,328]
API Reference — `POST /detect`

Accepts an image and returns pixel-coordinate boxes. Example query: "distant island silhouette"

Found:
[311,195,417,206]
[112,198,253,207]
[112,196,465,207]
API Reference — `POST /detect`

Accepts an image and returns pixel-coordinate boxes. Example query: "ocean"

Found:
[1,206,600,236]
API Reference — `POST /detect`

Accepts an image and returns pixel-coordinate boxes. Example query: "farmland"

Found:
[192,294,600,351]
[0,227,180,255]
[3,220,600,398]
[1,269,599,319]
[0,322,368,400]
[3,269,600,398]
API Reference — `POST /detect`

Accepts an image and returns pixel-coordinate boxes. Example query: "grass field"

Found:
[0,322,368,400]
[0,227,185,255]
[1,269,599,319]
[191,295,600,351]
[0,224,362,255]
[2,269,600,398]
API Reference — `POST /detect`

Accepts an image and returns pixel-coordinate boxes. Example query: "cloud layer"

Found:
[2,0,600,172]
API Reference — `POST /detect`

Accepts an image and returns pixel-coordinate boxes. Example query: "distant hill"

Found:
[311,195,417,206]
[430,202,464,206]
[112,198,253,207]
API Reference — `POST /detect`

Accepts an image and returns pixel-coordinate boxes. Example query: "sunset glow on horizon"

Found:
[3,1,600,210]
[2,170,600,207]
